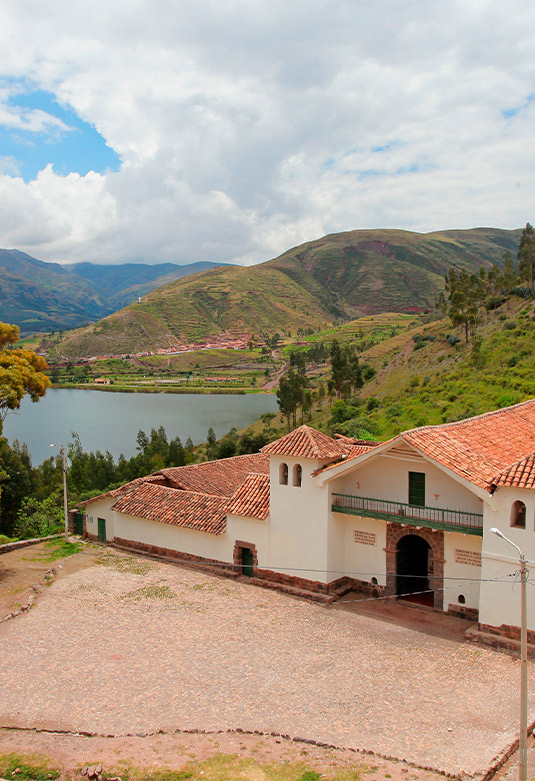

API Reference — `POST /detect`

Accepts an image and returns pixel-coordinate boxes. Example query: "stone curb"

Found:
[1,562,64,622]
[0,723,487,780]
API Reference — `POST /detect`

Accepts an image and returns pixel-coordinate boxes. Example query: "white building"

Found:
[82,398,535,651]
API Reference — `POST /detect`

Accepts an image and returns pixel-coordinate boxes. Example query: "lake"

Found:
[3,389,278,465]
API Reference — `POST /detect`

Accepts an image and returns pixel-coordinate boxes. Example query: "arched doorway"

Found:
[396,534,434,607]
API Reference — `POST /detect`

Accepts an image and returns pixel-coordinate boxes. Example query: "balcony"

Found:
[331,493,483,536]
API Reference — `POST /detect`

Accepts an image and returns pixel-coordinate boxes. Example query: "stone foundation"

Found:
[108,537,359,598]
[447,603,479,621]
[478,621,535,645]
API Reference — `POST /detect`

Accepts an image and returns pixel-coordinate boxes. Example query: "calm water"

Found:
[3,389,278,465]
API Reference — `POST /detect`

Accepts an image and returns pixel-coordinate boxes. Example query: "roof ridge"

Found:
[401,397,535,436]
[162,452,265,472]
[491,449,535,482]
[128,481,230,501]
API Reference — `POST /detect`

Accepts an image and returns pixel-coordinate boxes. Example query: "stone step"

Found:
[243,575,336,604]
[465,625,535,657]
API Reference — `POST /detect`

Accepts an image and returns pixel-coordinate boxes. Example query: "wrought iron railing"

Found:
[331,493,483,535]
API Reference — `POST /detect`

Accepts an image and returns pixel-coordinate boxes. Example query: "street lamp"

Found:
[490,527,528,781]
[51,443,69,542]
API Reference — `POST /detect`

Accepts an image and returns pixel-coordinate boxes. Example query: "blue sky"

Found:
[1,85,120,180]
[0,0,533,266]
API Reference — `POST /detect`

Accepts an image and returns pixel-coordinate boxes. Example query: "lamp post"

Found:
[51,444,69,542]
[490,527,528,781]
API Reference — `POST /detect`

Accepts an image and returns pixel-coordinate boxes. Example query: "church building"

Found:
[81,398,535,650]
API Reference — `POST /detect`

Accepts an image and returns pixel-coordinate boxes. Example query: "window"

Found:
[408,471,425,507]
[279,462,288,485]
[510,500,526,528]
[292,464,302,487]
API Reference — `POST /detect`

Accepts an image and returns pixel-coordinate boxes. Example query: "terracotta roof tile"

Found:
[261,425,347,459]
[402,398,535,491]
[227,473,270,520]
[161,453,269,497]
[112,483,228,534]
[79,474,167,506]
[492,452,535,490]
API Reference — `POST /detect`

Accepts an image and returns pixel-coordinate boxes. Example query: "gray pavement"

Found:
[0,548,531,778]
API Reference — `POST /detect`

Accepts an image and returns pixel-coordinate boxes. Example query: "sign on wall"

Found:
[454,549,481,566]
[354,530,376,546]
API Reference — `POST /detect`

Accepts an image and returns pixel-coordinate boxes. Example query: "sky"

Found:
[0,0,533,267]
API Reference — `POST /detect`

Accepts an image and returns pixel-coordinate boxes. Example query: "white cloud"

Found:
[0,0,533,264]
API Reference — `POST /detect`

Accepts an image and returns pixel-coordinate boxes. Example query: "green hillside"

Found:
[44,226,522,359]
[302,298,535,441]
[0,249,230,334]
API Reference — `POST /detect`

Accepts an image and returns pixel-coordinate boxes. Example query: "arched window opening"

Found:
[510,500,526,528]
[292,464,302,487]
[458,594,466,604]
[279,462,288,485]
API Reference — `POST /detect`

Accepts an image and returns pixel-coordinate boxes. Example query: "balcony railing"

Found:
[331,493,483,535]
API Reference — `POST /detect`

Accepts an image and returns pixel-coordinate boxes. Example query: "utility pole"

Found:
[51,444,69,542]
[490,528,528,781]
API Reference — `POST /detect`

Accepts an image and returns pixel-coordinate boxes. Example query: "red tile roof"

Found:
[402,399,535,490]
[317,399,535,491]
[228,473,270,520]
[112,483,228,534]
[261,425,347,459]
[79,474,167,506]
[491,452,535,490]
[161,453,269,497]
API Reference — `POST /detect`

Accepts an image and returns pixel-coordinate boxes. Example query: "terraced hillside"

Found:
[46,226,522,359]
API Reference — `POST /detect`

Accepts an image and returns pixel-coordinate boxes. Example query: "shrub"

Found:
[446,334,460,346]
[511,287,534,299]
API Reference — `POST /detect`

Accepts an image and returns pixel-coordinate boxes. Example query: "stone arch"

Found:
[385,523,444,610]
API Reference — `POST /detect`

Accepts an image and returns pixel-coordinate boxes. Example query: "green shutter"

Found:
[98,517,106,542]
[408,472,425,507]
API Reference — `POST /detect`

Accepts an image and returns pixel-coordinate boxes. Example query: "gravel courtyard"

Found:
[0,546,532,778]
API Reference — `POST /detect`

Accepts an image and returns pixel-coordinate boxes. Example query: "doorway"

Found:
[97,517,106,543]
[396,534,433,606]
[241,547,254,577]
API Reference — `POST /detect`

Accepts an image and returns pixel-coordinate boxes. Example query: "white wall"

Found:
[480,486,535,631]
[333,452,483,516]
[269,455,332,583]
[85,497,271,568]
[85,497,115,540]
[338,513,388,587]
[442,531,482,611]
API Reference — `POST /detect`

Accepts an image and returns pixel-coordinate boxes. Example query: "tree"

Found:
[517,223,535,289]
[206,427,217,459]
[444,268,480,343]
[0,323,50,424]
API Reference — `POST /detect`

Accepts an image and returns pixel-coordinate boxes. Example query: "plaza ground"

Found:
[0,542,534,779]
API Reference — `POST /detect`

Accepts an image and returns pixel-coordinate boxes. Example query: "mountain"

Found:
[0,250,231,334]
[43,226,522,359]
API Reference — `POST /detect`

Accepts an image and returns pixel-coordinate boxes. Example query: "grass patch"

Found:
[115,753,362,781]
[42,539,83,560]
[99,553,153,575]
[23,539,83,563]
[0,752,59,781]
[120,584,177,601]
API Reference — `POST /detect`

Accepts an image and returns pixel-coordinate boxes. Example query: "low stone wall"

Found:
[0,533,62,555]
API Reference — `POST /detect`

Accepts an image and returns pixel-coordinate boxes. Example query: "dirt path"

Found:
[0,540,99,617]
[0,727,445,781]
